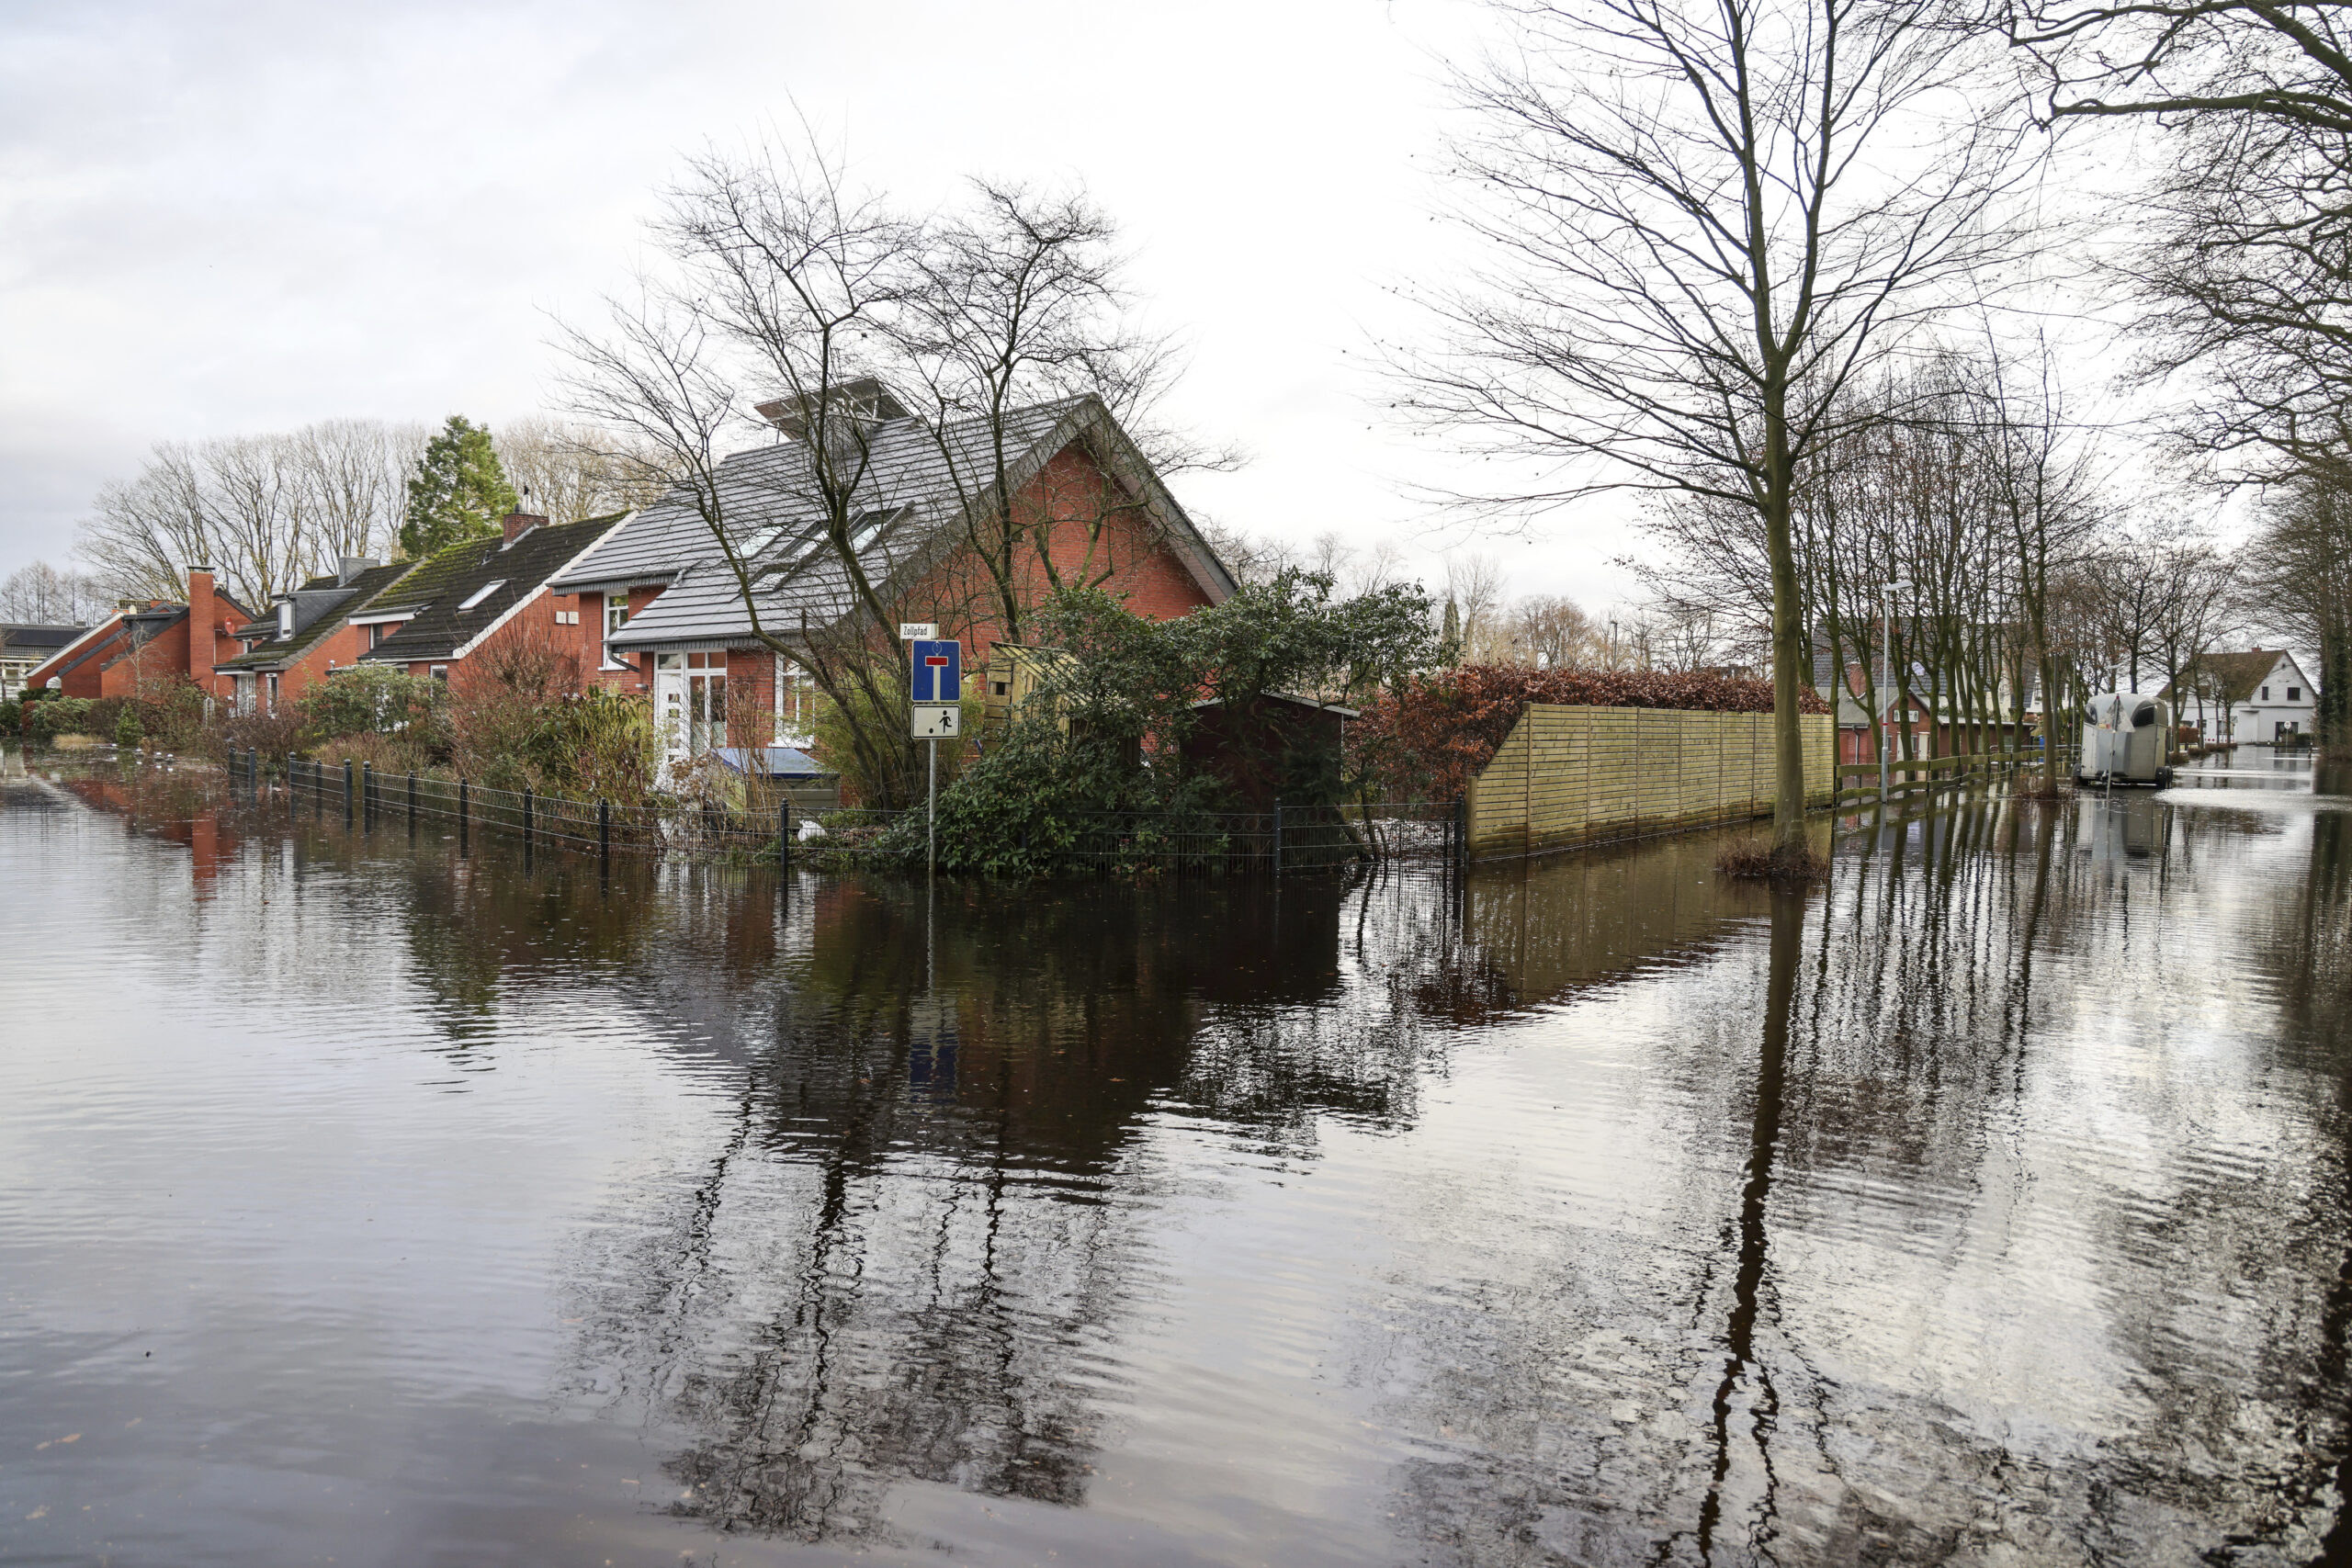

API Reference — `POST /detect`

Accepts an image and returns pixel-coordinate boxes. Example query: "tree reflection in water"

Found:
[31,765,2352,1563]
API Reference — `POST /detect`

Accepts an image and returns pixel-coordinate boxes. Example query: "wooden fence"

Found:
[1464,706,1836,861]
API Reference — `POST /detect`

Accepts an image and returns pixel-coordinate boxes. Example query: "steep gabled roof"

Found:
[593,394,1234,651]
[359,517,626,664]
[216,561,414,674]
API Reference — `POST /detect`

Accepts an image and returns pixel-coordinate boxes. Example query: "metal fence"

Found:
[229,750,1466,876]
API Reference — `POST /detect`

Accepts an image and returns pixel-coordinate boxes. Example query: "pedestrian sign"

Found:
[910,638,961,704]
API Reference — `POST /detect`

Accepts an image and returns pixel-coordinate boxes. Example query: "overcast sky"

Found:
[0,0,1668,604]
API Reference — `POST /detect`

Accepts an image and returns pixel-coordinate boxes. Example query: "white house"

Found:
[2188,649,2320,743]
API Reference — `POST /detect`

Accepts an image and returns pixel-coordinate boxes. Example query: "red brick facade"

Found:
[605,442,1218,750]
[26,571,251,701]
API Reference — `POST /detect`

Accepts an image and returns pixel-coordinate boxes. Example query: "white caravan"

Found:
[2077,692,2175,787]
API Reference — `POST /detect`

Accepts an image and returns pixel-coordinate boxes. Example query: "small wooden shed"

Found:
[1181,694,1358,809]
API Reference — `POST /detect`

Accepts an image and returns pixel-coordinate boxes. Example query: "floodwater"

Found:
[2,748,2348,1567]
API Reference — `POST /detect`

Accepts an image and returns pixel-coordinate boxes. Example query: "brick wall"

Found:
[911,446,1216,671]
[725,649,775,748]
[1465,705,1837,860]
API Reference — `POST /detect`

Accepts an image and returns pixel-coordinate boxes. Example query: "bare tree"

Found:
[1442,552,1510,659]
[893,181,1230,646]
[0,560,108,623]
[75,420,428,610]
[560,134,926,805]
[1400,0,2038,863]
[1510,593,1603,667]
[2240,470,2352,748]
[493,416,670,525]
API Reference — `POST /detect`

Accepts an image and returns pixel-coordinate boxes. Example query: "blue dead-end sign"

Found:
[910,638,962,705]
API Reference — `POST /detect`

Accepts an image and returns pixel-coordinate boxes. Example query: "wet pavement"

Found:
[1,749,2347,1565]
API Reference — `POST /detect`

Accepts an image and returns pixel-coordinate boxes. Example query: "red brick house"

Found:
[548,389,1234,765]
[215,557,415,715]
[357,512,630,684]
[19,569,252,702]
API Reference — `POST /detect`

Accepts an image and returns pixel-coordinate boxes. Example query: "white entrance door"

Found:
[654,651,728,766]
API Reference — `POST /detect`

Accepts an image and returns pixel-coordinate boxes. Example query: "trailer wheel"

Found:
[2155,766,2174,788]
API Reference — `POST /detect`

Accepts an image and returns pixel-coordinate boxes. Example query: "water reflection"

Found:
[2,761,2349,1564]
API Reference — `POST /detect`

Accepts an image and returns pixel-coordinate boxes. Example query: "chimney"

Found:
[337,555,380,585]
[501,512,547,547]
[187,566,216,686]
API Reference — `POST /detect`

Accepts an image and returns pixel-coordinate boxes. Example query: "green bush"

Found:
[523,689,660,801]
[298,666,446,743]
[115,705,143,749]
[25,697,96,744]
[0,700,18,737]
[874,719,1229,876]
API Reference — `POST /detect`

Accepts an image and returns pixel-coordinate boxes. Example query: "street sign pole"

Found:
[907,633,962,879]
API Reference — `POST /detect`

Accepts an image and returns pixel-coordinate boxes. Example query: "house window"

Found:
[604,599,631,668]
[429,664,448,682]
[776,658,815,734]
[2261,685,2270,700]
[458,580,505,612]
[2289,686,2301,701]
[368,622,388,648]
[265,672,280,715]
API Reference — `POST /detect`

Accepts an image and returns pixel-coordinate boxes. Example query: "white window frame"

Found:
[458,580,505,612]
[603,596,633,670]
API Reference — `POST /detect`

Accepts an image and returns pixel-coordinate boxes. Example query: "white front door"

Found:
[653,651,729,765]
[654,654,688,765]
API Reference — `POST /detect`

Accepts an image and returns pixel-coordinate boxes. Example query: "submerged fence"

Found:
[226,750,1465,876]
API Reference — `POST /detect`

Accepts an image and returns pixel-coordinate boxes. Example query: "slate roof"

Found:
[360,517,626,664]
[588,394,1234,652]
[216,561,414,673]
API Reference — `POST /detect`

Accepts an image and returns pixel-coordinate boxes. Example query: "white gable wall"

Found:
[2231,652,2319,742]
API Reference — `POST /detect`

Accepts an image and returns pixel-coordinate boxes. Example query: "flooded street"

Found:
[2,751,2348,1566]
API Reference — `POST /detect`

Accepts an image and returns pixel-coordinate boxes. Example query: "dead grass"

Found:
[2011,772,2071,802]
[1715,837,1828,882]
[50,733,106,751]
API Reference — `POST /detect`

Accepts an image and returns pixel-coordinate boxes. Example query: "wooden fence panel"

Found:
[1466,705,1836,860]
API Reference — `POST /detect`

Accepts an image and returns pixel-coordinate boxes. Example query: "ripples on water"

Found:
[1,750,2347,1565]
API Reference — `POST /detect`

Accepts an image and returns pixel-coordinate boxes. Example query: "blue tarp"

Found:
[713,746,828,779]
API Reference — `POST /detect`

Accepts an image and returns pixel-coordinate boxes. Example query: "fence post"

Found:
[599,797,611,867]
[1454,795,1467,875]
[523,787,534,850]
[458,778,469,855]
[777,796,790,870]
[343,759,354,826]
[1272,799,1283,876]
[361,761,373,829]
[407,771,417,834]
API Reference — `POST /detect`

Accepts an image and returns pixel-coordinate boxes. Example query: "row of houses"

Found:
[1813,646,2321,759]
[19,390,1235,769]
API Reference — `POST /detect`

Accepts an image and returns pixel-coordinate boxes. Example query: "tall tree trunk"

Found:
[1766,395,1809,858]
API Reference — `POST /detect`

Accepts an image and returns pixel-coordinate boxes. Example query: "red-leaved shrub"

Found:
[1350,664,1829,802]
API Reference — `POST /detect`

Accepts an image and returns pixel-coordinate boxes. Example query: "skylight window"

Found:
[458,580,505,612]
[848,509,898,552]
